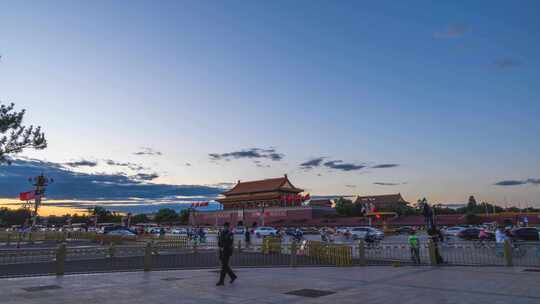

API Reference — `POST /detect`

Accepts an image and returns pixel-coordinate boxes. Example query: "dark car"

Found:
[397,226,414,234]
[458,228,495,241]
[510,227,539,241]
[285,228,301,236]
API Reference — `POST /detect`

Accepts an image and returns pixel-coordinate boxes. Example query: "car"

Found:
[233,227,246,235]
[300,227,319,235]
[254,227,277,237]
[350,227,384,240]
[106,229,136,236]
[457,228,484,240]
[170,228,189,235]
[397,226,414,234]
[442,226,466,237]
[510,227,540,241]
[336,227,352,234]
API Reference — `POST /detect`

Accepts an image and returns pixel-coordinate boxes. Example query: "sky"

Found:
[1,0,539,211]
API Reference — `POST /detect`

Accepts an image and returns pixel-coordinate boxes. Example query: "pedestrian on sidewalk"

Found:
[408,230,420,264]
[244,227,251,246]
[428,227,444,264]
[216,222,237,286]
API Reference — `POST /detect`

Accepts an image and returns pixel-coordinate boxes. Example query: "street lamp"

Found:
[28,173,54,227]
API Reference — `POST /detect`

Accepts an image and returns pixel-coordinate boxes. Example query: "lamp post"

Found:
[28,173,53,227]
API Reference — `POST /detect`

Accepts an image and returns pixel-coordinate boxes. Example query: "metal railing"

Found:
[1,237,539,277]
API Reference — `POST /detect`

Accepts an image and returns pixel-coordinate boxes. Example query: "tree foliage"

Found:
[88,206,121,223]
[179,209,190,224]
[0,102,47,164]
[154,208,179,223]
[0,207,32,226]
[131,213,150,224]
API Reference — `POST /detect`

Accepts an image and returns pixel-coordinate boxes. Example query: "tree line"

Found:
[0,206,191,227]
[333,195,539,218]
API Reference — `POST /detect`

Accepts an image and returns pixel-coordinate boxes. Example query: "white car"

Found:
[254,227,278,237]
[336,227,351,234]
[233,227,246,235]
[442,226,466,237]
[170,228,189,235]
[350,227,384,240]
[106,229,136,236]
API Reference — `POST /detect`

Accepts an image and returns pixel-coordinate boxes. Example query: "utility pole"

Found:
[28,173,53,227]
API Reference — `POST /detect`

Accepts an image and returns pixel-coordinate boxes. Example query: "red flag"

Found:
[287,194,293,204]
[19,191,35,201]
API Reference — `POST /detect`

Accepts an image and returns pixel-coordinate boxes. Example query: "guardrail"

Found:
[0,237,538,277]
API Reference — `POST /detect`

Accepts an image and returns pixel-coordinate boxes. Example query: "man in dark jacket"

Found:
[216,222,237,286]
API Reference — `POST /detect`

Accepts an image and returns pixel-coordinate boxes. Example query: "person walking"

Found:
[244,227,251,246]
[408,230,420,264]
[428,227,444,264]
[216,222,237,286]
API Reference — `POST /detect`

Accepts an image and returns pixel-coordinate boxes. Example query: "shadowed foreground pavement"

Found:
[1,266,539,304]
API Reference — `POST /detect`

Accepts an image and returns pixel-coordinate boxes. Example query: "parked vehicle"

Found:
[457,228,486,240]
[336,227,351,234]
[254,227,278,237]
[105,229,136,236]
[233,227,246,235]
[442,226,466,237]
[300,227,319,235]
[510,227,540,241]
[170,228,189,235]
[397,226,414,234]
[350,227,384,240]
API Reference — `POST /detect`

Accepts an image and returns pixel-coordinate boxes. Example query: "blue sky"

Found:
[1,1,539,206]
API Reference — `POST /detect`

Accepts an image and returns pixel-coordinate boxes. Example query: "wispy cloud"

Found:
[132,173,159,181]
[323,160,365,172]
[434,24,470,39]
[64,160,98,167]
[374,182,401,186]
[104,159,146,171]
[371,164,399,169]
[133,147,163,156]
[209,182,236,189]
[345,184,356,188]
[209,148,284,162]
[494,178,540,186]
[493,58,519,69]
[299,157,325,170]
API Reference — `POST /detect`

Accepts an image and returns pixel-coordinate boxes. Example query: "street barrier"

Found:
[1,234,539,278]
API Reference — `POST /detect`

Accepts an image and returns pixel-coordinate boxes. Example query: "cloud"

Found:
[0,158,222,200]
[373,182,400,186]
[64,160,98,167]
[434,24,470,39]
[323,160,365,171]
[299,157,325,170]
[132,173,159,181]
[493,178,540,186]
[209,148,284,162]
[371,164,399,169]
[493,58,519,69]
[345,185,356,188]
[104,159,146,171]
[209,182,236,189]
[527,178,540,185]
[133,147,162,156]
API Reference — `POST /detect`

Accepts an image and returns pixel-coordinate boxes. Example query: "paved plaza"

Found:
[1,266,539,304]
